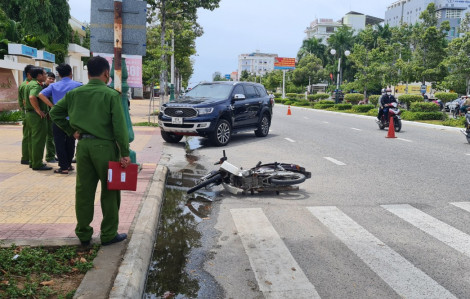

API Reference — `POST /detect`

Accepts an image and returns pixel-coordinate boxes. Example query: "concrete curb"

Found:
[286,104,462,133]
[73,165,168,299]
[109,164,168,298]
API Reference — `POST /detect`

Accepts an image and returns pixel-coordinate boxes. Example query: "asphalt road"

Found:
[161,105,469,299]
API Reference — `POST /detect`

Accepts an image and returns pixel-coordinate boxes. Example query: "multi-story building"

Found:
[238,51,278,78]
[304,19,343,44]
[342,11,384,33]
[385,0,470,39]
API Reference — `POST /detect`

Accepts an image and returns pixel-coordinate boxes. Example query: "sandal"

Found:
[54,169,69,174]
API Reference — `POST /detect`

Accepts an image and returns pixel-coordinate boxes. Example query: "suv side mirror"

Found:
[233,94,246,101]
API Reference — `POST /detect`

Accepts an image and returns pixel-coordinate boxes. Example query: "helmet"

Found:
[381,88,385,94]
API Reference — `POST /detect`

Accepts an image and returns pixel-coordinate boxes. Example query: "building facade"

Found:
[304,19,343,44]
[238,51,278,78]
[342,11,384,33]
[385,0,470,39]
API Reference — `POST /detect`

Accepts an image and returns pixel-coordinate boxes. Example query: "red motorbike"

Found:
[376,102,402,132]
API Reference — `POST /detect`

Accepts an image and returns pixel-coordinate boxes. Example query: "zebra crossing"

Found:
[230,203,470,299]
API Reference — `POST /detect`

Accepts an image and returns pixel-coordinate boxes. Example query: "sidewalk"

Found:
[0,99,162,245]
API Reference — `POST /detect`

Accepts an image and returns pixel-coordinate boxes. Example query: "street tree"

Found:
[442,33,470,94]
[297,37,327,66]
[327,25,356,84]
[292,54,328,87]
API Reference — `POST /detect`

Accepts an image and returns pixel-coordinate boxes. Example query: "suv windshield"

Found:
[184,84,233,100]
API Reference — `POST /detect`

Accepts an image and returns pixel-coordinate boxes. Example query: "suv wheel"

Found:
[211,119,231,146]
[255,114,270,137]
[161,130,183,143]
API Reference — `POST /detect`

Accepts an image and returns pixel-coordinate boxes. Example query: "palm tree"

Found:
[297,37,327,66]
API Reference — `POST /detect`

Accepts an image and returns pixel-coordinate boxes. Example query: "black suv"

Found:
[158,81,274,146]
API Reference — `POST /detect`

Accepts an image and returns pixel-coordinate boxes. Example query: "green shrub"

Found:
[317,100,335,105]
[410,102,440,112]
[295,100,310,106]
[311,93,330,101]
[274,98,284,104]
[286,93,297,101]
[434,92,458,103]
[344,93,364,104]
[0,110,23,122]
[307,94,316,101]
[297,94,306,100]
[398,94,423,108]
[352,104,375,113]
[274,93,282,98]
[334,103,352,110]
[314,103,335,109]
[442,116,465,127]
[284,100,292,105]
[366,108,378,116]
[401,111,447,121]
[368,95,380,107]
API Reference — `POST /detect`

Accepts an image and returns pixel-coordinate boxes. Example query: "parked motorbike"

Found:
[460,111,470,144]
[376,102,402,132]
[187,151,311,195]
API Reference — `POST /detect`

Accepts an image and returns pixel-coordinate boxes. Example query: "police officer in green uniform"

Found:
[18,64,34,165]
[50,56,130,246]
[25,67,52,170]
[44,71,57,163]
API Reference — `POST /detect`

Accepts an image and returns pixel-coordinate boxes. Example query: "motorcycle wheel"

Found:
[378,122,385,130]
[187,172,222,194]
[466,136,470,144]
[270,172,306,186]
[394,118,402,132]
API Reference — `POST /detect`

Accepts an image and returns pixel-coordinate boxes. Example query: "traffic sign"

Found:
[90,0,147,56]
[225,74,230,80]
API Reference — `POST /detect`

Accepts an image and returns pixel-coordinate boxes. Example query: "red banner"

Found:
[274,57,296,70]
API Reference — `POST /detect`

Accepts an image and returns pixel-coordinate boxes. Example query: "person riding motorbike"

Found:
[460,95,470,115]
[377,88,397,123]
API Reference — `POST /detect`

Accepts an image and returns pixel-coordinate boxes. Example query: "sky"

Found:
[68,0,392,87]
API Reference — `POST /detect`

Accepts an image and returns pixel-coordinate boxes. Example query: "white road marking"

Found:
[351,128,362,131]
[285,138,295,143]
[308,206,456,299]
[231,208,320,298]
[382,204,470,258]
[304,116,310,120]
[397,138,412,142]
[465,153,470,156]
[322,121,329,124]
[324,157,346,166]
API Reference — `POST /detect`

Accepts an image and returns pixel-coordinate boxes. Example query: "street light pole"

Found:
[336,57,341,90]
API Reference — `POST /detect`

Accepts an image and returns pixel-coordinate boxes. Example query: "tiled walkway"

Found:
[0,99,162,243]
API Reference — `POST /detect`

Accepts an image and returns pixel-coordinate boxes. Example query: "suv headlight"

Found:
[196,107,214,115]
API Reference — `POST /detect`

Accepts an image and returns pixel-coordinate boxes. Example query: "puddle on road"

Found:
[143,161,223,298]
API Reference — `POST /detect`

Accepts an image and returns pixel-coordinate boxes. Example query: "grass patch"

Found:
[133,122,159,127]
[0,244,100,298]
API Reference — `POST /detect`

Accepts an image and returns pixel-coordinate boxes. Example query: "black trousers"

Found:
[53,123,75,171]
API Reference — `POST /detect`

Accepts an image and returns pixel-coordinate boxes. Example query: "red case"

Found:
[107,161,138,191]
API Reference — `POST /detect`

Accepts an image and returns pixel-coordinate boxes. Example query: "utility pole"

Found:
[170,33,175,101]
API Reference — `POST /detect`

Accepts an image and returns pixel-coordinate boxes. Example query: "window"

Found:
[446,9,461,19]
[255,86,267,97]
[326,26,335,33]
[232,85,245,97]
[436,11,442,19]
[244,85,258,99]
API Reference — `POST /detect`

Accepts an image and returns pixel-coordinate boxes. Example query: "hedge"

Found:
[317,100,335,105]
[442,117,465,127]
[352,104,375,113]
[274,93,282,98]
[369,95,380,107]
[401,111,447,121]
[366,108,378,116]
[344,93,364,104]
[410,102,440,112]
[295,100,311,106]
[434,92,458,103]
[314,103,335,109]
[284,100,292,105]
[334,103,352,110]
[310,93,330,101]
[286,93,298,100]
[398,94,423,107]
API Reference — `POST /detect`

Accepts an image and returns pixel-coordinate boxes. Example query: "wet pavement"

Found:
[144,137,224,298]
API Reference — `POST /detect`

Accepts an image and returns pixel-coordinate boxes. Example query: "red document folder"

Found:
[107,161,138,191]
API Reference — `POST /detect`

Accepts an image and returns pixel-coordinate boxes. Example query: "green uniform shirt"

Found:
[18,79,31,110]
[50,79,130,157]
[24,79,46,111]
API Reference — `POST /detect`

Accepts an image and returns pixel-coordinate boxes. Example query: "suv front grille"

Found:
[164,107,197,118]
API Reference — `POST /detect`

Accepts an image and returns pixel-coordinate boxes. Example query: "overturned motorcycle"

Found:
[187,151,311,195]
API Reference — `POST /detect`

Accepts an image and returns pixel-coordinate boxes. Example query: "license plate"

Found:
[172,117,183,124]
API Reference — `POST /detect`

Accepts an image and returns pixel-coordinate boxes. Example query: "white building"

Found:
[342,11,384,33]
[238,51,278,78]
[385,0,470,39]
[304,19,342,44]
